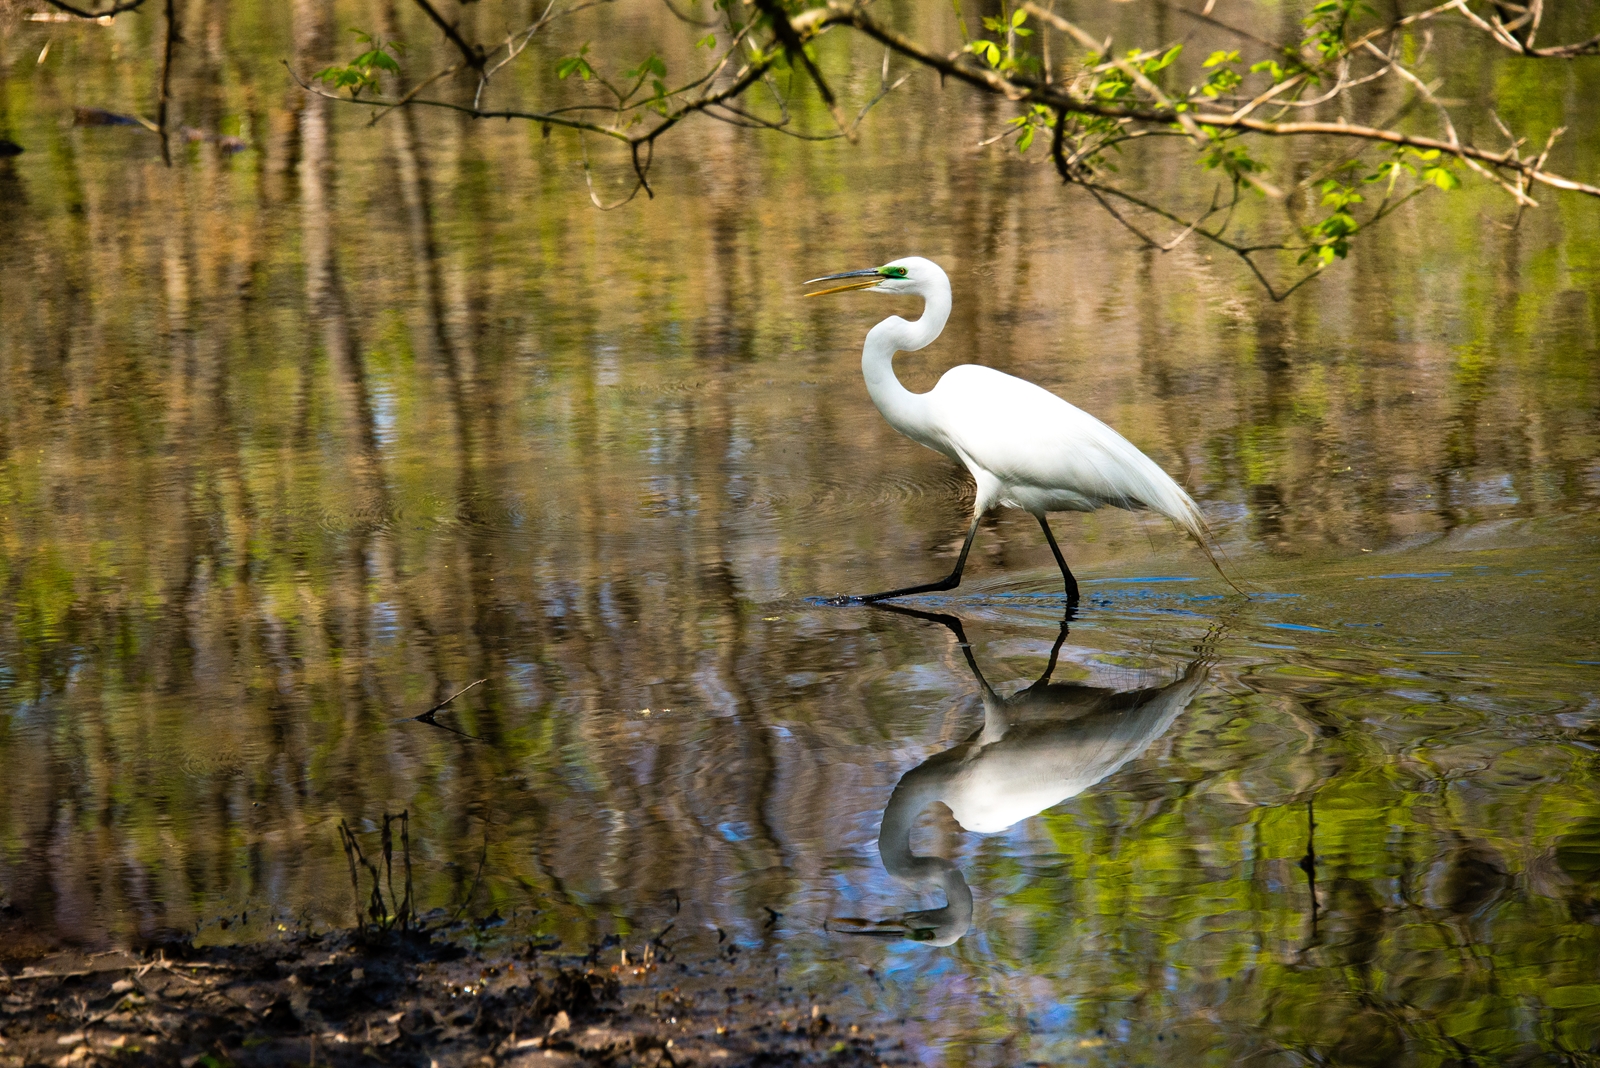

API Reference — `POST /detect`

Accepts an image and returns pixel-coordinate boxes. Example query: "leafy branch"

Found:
[284,0,1600,299]
[314,32,403,99]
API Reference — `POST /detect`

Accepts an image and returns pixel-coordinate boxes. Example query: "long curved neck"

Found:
[862,283,952,441]
[878,774,973,944]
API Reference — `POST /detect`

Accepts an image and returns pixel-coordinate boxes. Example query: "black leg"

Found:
[866,602,988,689]
[1037,514,1080,606]
[827,515,982,606]
[1032,603,1076,688]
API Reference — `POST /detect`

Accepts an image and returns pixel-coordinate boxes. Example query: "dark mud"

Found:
[0,926,906,1068]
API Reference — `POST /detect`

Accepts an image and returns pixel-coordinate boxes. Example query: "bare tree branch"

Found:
[367,62,463,127]
[1450,0,1600,55]
[410,0,486,71]
[753,0,854,138]
[286,61,631,138]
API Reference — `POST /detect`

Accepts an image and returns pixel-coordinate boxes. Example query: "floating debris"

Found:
[73,107,153,130]
[71,109,247,153]
[179,124,248,154]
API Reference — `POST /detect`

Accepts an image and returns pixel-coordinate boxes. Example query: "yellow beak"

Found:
[803,268,884,297]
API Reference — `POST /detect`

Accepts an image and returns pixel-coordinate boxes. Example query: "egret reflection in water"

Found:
[838,607,1214,946]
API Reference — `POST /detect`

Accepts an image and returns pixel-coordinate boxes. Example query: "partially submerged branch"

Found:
[40,0,148,16]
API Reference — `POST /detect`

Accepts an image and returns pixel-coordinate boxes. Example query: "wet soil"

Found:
[0,924,907,1068]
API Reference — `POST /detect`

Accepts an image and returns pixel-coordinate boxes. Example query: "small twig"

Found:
[753,0,853,139]
[1511,125,1563,228]
[416,678,486,719]
[1078,179,1309,301]
[399,811,414,931]
[368,62,462,127]
[451,827,491,923]
[1024,4,1207,149]
[410,0,485,71]
[578,134,647,210]
[338,821,367,934]
[851,66,912,135]
[631,140,654,198]
[382,814,398,931]
[1173,2,1281,49]
[412,679,487,740]
[704,102,842,139]
[1376,46,1537,206]
[660,0,716,27]
[286,60,623,138]
[1446,0,1600,56]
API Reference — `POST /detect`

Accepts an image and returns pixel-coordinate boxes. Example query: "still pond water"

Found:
[2,2,1600,1063]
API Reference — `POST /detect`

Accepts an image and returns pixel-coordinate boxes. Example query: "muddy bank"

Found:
[0,926,908,1068]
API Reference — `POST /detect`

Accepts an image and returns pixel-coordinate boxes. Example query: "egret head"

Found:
[804,256,943,298]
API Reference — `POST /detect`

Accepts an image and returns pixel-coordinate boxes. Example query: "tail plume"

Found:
[1166,488,1247,599]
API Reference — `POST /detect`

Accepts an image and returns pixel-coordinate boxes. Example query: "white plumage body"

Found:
[911,363,1206,538]
[807,254,1216,601]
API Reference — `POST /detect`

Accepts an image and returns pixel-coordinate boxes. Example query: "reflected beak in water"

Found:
[827,915,919,939]
[803,268,884,298]
[827,913,951,944]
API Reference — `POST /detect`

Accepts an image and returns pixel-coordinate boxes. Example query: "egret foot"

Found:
[835,515,982,605]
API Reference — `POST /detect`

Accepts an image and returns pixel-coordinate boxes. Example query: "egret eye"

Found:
[879,266,909,278]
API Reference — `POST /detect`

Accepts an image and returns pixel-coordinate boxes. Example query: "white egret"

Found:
[807,257,1221,605]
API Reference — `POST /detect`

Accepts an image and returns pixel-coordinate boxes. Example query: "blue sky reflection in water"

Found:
[1,1,1599,1063]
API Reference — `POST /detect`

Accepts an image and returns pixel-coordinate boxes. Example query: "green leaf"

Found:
[357,48,400,74]
[1146,44,1183,72]
[1017,124,1035,152]
[1202,65,1242,97]
[556,48,595,81]
[1011,8,1027,27]
[1424,166,1460,190]
[968,39,1001,66]
[314,63,377,96]
[696,32,716,49]
[1203,49,1240,68]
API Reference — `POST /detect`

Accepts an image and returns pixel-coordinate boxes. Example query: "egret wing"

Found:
[927,365,1205,537]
